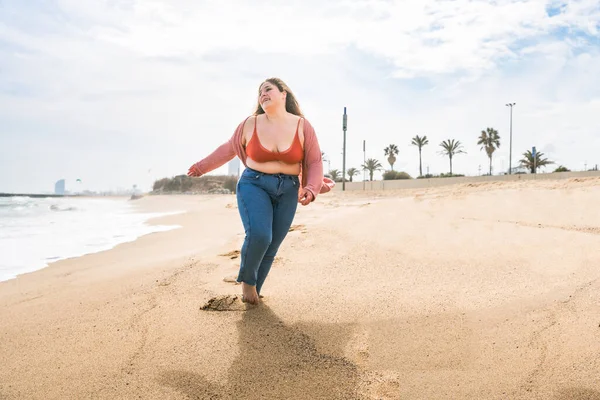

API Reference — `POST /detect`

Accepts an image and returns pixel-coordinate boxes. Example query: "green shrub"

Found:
[152,174,237,194]
[416,173,464,179]
[553,165,570,172]
[223,176,238,194]
[382,170,412,180]
[153,178,170,191]
[416,174,434,179]
[162,175,193,192]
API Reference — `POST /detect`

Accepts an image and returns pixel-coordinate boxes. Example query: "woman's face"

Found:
[259,81,286,111]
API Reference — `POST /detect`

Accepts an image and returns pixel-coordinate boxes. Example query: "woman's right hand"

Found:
[187,164,201,177]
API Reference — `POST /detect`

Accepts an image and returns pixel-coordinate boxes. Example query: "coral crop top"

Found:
[245,116,304,164]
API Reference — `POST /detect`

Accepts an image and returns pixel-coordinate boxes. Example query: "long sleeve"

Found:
[192,141,236,176]
[192,120,246,176]
[301,119,332,200]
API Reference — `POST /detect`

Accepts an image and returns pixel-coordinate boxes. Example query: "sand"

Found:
[1,177,600,399]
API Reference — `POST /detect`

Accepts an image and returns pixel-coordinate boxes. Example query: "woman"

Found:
[187,78,334,305]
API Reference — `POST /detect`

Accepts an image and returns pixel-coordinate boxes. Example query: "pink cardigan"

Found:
[191,116,335,200]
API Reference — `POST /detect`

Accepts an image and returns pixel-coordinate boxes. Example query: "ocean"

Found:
[0,196,181,282]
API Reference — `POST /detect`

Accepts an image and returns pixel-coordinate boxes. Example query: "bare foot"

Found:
[241,282,259,305]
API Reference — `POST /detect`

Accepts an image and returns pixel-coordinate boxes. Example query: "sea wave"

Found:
[1,197,182,282]
[49,205,78,212]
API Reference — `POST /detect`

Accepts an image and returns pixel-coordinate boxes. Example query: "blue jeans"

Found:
[236,167,299,294]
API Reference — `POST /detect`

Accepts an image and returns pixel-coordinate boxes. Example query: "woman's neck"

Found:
[264,107,287,122]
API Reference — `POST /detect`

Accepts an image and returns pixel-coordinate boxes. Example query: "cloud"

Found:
[56,0,599,78]
[1,0,599,192]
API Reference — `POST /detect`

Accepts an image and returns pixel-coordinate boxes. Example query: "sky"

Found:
[1,0,599,193]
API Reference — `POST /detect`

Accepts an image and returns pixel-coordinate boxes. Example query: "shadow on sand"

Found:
[159,304,362,399]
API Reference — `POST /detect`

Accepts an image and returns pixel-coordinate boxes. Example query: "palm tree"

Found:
[411,135,429,177]
[477,128,501,175]
[328,169,341,181]
[439,139,466,175]
[346,167,359,182]
[361,158,383,181]
[519,150,554,173]
[383,144,399,171]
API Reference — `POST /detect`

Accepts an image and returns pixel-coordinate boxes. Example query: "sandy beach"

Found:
[1,177,600,400]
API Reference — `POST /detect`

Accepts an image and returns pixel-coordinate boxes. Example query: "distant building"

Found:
[55,179,66,195]
[228,158,240,177]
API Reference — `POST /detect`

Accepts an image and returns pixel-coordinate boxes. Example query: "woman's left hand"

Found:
[298,188,314,206]
[187,164,201,177]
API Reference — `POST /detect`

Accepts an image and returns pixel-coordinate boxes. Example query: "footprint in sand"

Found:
[200,294,265,311]
[200,295,246,311]
[225,203,237,209]
[288,224,307,233]
[272,256,287,267]
[360,371,402,399]
[223,276,241,285]
[346,327,402,398]
[346,327,371,367]
[219,250,240,259]
[157,279,171,287]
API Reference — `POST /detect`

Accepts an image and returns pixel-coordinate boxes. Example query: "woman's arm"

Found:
[300,119,326,201]
[187,141,236,177]
[188,118,249,177]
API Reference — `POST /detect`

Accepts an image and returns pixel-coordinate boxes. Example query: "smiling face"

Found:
[258,80,286,112]
[253,77,303,117]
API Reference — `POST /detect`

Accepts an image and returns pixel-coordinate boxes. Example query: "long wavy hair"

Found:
[253,78,304,117]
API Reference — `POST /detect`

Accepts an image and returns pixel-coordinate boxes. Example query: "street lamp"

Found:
[505,102,516,174]
[363,140,366,190]
[342,107,347,191]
